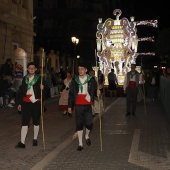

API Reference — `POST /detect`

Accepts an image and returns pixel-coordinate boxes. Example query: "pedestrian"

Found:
[123,63,141,116]
[15,62,44,148]
[0,58,13,76]
[89,70,98,116]
[107,68,118,97]
[68,63,98,151]
[147,69,158,101]
[89,70,105,116]
[137,69,145,102]
[97,70,105,94]
[58,71,72,115]
[0,73,14,108]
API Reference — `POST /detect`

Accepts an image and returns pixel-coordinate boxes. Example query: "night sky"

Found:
[124,0,170,66]
[134,1,169,29]
[100,0,170,66]
[34,1,169,67]
[110,0,169,28]
[80,1,169,67]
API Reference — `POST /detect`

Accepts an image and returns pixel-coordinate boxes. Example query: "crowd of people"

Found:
[1,57,169,151]
[0,58,68,109]
[0,58,16,108]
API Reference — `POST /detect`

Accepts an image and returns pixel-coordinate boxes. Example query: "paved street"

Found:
[0,96,170,170]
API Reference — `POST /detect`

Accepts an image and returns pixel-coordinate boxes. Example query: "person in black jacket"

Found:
[0,58,13,76]
[68,63,98,151]
[15,62,44,149]
[0,73,13,108]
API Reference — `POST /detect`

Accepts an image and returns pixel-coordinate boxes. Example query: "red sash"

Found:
[23,94,41,102]
[128,81,136,88]
[75,94,91,105]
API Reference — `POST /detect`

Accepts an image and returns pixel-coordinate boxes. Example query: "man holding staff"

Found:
[68,63,99,151]
[15,62,44,148]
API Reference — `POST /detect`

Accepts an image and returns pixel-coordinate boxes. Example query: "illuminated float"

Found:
[96,9,158,85]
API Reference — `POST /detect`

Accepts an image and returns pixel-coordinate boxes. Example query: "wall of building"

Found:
[0,0,34,65]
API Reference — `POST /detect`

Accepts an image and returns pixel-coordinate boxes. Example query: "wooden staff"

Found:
[143,82,146,115]
[142,72,146,115]
[95,49,103,151]
[41,49,45,149]
[102,61,105,115]
[141,57,146,115]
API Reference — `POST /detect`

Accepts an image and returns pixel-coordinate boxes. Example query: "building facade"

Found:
[0,0,34,65]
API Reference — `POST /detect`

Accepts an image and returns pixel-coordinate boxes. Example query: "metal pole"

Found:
[141,56,146,115]
[95,49,103,151]
[103,61,105,114]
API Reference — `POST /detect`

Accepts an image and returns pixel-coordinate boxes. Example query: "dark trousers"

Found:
[126,87,138,113]
[21,101,41,126]
[147,85,157,99]
[75,104,93,131]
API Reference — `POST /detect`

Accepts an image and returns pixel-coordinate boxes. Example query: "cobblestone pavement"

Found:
[0,96,116,170]
[0,97,170,170]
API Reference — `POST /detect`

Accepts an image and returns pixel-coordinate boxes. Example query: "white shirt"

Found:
[26,76,38,103]
[78,75,91,102]
[123,72,143,90]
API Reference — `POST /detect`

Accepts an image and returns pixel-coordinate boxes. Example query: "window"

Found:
[11,0,24,7]
[12,42,19,52]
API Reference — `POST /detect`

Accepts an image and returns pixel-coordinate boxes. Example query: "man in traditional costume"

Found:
[123,63,141,116]
[15,62,44,148]
[68,63,98,151]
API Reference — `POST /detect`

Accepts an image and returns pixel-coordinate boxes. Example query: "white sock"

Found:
[33,125,39,140]
[21,126,28,144]
[77,130,83,146]
[85,128,90,139]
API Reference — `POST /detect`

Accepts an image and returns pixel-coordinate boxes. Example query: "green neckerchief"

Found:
[25,74,40,90]
[130,71,136,79]
[75,74,91,93]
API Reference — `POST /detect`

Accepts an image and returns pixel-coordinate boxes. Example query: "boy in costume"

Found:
[68,63,98,151]
[15,62,44,148]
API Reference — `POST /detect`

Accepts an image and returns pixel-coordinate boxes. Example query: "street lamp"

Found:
[71,36,79,76]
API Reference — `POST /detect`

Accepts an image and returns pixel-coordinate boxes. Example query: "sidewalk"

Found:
[31,97,170,170]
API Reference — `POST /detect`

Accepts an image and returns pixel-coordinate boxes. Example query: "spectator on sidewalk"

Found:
[98,70,105,95]
[51,67,57,86]
[137,69,145,102]
[147,69,158,101]
[0,73,14,108]
[0,58,13,76]
[89,70,98,116]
